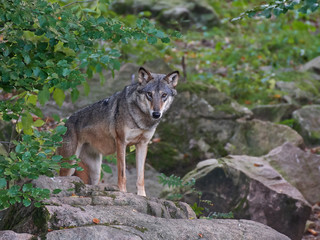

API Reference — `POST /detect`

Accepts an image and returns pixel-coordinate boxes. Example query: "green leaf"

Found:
[147,36,157,44]
[21,112,33,132]
[33,119,45,127]
[22,183,33,192]
[0,178,7,189]
[52,155,63,161]
[22,151,31,161]
[83,81,90,96]
[22,198,31,207]
[62,68,71,77]
[15,144,25,153]
[27,95,37,105]
[155,30,165,38]
[161,37,170,43]
[23,54,31,65]
[34,202,41,207]
[55,125,67,135]
[38,87,50,105]
[53,88,65,107]
[71,88,79,103]
[101,164,112,174]
[52,189,62,194]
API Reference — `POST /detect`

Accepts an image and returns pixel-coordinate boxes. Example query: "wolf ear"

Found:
[138,67,152,85]
[165,71,179,88]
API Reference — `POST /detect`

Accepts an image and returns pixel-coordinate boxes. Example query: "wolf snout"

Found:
[152,111,161,119]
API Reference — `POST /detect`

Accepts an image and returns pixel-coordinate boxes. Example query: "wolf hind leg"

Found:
[77,143,102,185]
[58,125,82,176]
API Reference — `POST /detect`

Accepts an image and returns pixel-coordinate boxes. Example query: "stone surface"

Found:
[110,0,220,29]
[0,176,289,240]
[226,118,304,156]
[265,142,320,205]
[276,79,320,105]
[300,55,320,73]
[181,156,311,240]
[292,104,320,146]
[102,163,163,198]
[0,230,35,240]
[251,103,298,122]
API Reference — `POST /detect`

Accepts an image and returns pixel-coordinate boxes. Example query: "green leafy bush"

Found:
[0,0,176,209]
[0,126,70,209]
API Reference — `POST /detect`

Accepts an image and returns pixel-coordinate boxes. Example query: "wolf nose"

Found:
[152,112,161,119]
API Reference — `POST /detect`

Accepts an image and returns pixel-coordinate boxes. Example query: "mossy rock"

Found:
[110,0,220,29]
[292,104,320,146]
[276,71,320,105]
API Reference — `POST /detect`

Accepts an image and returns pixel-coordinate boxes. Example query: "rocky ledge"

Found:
[0,176,289,240]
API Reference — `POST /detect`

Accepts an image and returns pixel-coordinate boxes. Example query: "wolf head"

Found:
[136,67,179,120]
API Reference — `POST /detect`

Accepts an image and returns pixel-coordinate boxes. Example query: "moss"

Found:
[177,82,210,94]
[32,205,50,234]
[134,226,148,233]
[73,181,85,194]
[146,203,154,216]
[105,193,116,200]
[214,103,236,115]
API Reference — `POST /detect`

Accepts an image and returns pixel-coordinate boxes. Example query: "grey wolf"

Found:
[58,67,179,196]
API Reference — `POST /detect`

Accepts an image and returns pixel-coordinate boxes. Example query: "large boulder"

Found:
[110,0,220,29]
[251,103,298,122]
[292,105,320,146]
[265,142,320,205]
[226,118,303,156]
[275,71,320,105]
[0,176,289,240]
[181,156,311,240]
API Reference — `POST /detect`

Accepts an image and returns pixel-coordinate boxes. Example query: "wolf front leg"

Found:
[135,142,148,196]
[116,139,127,192]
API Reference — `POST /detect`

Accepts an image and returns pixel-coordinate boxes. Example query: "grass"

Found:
[119,0,320,106]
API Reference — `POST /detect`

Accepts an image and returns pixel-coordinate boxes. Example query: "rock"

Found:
[110,0,220,29]
[102,163,164,198]
[276,78,320,105]
[300,55,320,73]
[227,119,304,156]
[292,105,320,146]
[0,176,289,240]
[0,230,35,240]
[265,142,320,205]
[252,103,298,122]
[181,156,311,240]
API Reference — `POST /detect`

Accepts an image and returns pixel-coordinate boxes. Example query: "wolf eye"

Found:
[146,92,153,99]
[162,93,167,98]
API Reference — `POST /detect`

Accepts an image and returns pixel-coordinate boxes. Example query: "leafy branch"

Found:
[231,0,319,21]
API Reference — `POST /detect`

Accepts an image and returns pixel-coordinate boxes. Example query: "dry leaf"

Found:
[92,218,100,224]
[152,138,161,143]
[253,163,263,167]
[307,228,318,236]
